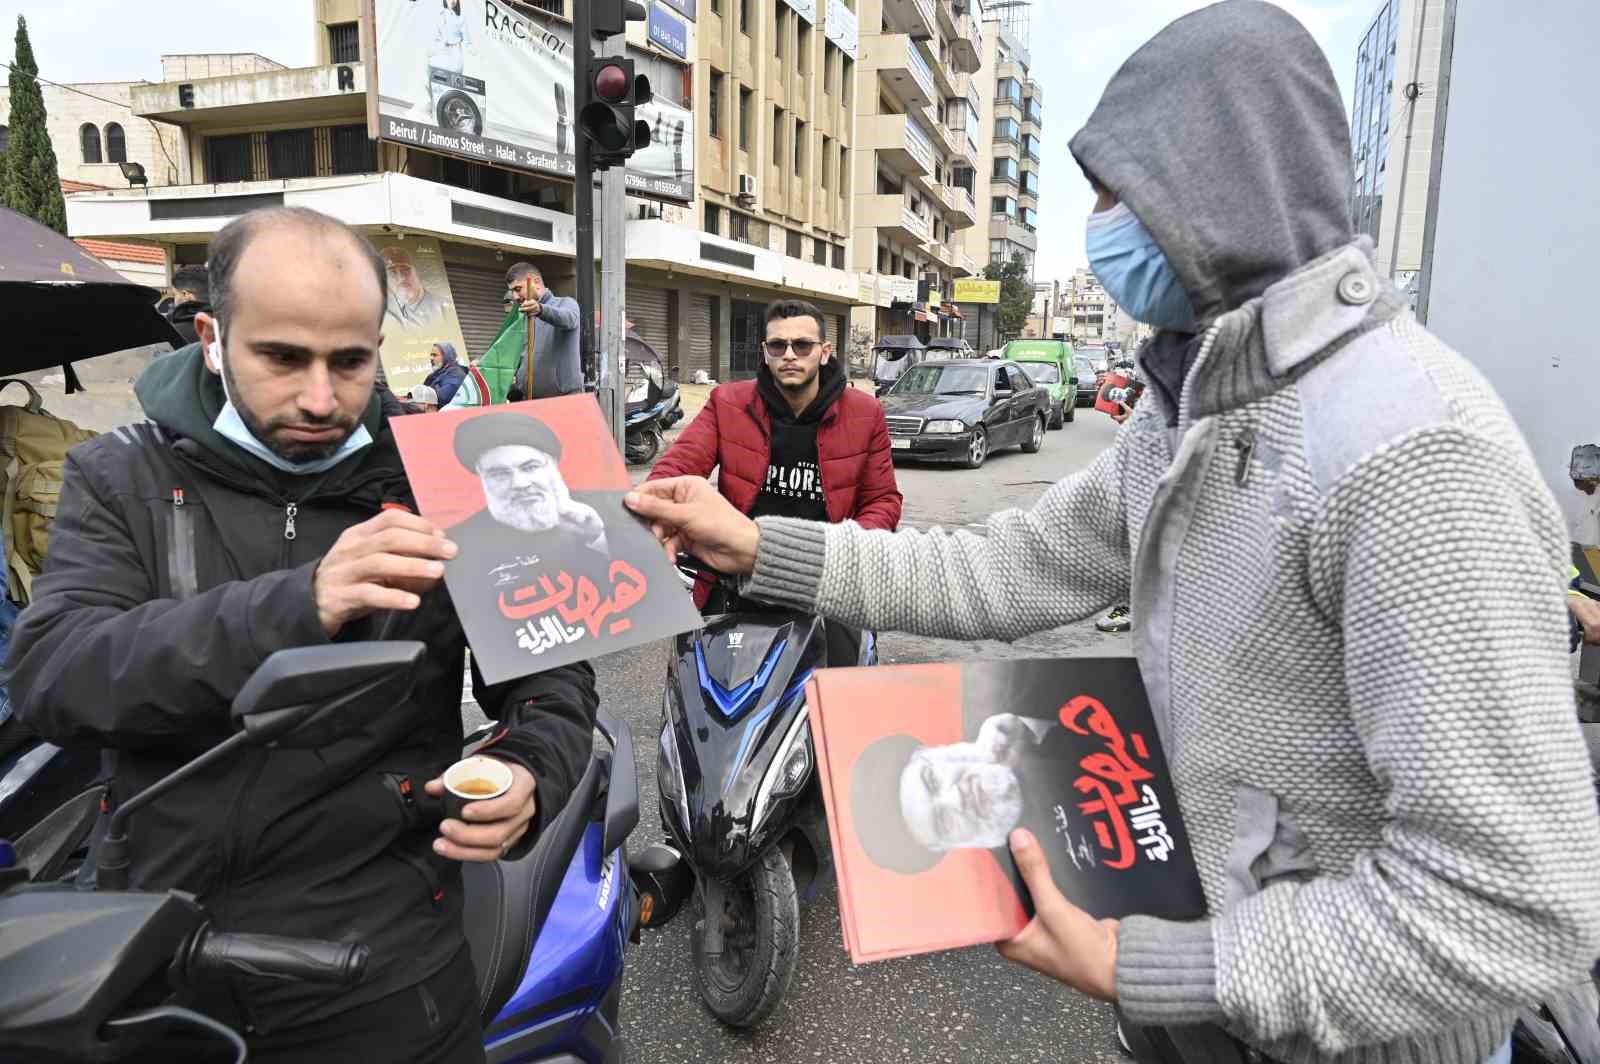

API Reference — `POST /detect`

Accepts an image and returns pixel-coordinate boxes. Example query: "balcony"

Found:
[993,97,1022,125]
[861,192,933,246]
[953,248,980,277]
[924,41,959,99]
[990,215,1038,251]
[945,183,977,228]
[861,111,936,178]
[871,34,936,112]
[945,125,977,167]
[883,0,937,42]
[951,13,982,73]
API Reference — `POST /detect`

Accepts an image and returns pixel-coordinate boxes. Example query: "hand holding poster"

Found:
[807,658,1205,964]
[391,396,701,683]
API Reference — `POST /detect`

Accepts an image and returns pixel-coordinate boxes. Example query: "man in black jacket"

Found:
[167,263,211,344]
[7,206,597,1063]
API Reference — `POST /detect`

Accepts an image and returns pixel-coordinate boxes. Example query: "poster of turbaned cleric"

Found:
[391,396,700,684]
[377,236,468,396]
[367,0,695,202]
[808,658,1205,964]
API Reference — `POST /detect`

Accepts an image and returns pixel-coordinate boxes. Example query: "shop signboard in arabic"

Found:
[368,0,694,202]
[954,278,1002,304]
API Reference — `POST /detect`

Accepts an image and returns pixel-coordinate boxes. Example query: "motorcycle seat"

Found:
[461,744,605,1027]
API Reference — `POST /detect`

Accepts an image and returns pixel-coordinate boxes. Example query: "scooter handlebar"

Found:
[186,929,370,986]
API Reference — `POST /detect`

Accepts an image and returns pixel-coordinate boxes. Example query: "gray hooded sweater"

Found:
[740,3,1600,1062]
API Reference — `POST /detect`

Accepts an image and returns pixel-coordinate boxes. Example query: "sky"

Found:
[0,0,1374,284]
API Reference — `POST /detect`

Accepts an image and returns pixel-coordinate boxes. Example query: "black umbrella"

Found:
[0,206,182,390]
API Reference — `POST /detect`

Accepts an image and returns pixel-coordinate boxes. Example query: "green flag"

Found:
[475,309,527,404]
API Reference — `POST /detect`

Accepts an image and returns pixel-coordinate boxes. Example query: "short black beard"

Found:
[221,353,349,463]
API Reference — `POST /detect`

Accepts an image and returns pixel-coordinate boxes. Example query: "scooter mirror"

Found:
[231,642,426,748]
[597,706,638,857]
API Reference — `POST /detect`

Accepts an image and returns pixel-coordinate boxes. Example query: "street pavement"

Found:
[472,404,1134,1063]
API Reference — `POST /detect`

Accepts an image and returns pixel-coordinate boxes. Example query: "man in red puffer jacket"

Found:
[649,298,900,661]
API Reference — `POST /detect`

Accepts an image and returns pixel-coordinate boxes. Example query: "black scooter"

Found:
[652,563,874,1028]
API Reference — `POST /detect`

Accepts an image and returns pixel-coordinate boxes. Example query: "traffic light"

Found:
[592,0,648,39]
[579,57,653,169]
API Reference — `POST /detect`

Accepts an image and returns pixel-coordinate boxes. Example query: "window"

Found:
[774,2,784,58]
[798,22,810,68]
[952,165,974,194]
[773,106,784,165]
[813,237,827,265]
[731,212,752,241]
[992,157,1018,183]
[1021,171,1039,196]
[739,87,754,150]
[824,42,836,95]
[995,78,1022,105]
[328,21,360,64]
[990,239,1007,262]
[838,146,849,198]
[794,120,806,176]
[821,135,832,189]
[740,0,749,32]
[1005,365,1032,392]
[877,246,888,272]
[711,0,720,14]
[1022,133,1040,160]
[832,244,845,269]
[80,124,102,164]
[267,128,315,179]
[1020,206,1038,230]
[332,124,377,174]
[991,195,1016,217]
[787,229,804,258]
[705,202,722,234]
[104,123,127,164]
[994,118,1019,142]
[206,133,253,183]
[709,71,724,138]
[842,57,854,109]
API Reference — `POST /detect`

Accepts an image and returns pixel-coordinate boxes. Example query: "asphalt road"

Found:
[472,403,1133,1063]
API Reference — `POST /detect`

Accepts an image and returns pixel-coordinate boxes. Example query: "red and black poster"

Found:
[808,658,1205,964]
[392,396,701,684]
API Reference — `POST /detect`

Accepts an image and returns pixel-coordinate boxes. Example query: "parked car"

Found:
[870,334,926,396]
[1073,351,1101,406]
[880,358,1050,468]
[1002,339,1077,429]
[925,336,976,358]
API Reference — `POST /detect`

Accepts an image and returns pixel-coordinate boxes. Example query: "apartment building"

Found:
[984,21,1039,275]
[848,0,984,342]
[696,0,863,375]
[1065,268,1114,344]
[1349,0,1446,295]
[59,0,868,386]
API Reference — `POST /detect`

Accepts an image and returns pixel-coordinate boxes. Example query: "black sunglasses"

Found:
[763,338,822,358]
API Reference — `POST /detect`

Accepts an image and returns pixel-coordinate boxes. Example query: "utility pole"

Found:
[572,0,597,392]
[599,34,628,451]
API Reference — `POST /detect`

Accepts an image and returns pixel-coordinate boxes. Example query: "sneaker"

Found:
[1096,604,1132,633]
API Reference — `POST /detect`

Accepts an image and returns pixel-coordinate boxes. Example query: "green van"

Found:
[1002,339,1077,428]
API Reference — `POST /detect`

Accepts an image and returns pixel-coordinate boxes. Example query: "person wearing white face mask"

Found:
[7,206,600,1063]
[624,4,1600,1063]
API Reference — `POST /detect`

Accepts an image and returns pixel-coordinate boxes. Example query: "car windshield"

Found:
[1074,356,1097,374]
[1017,362,1060,383]
[893,364,989,396]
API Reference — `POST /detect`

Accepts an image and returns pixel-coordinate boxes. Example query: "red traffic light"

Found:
[594,63,629,103]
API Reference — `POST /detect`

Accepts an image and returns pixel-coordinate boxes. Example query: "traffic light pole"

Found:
[572,0,597,392]
[599,34,628,452]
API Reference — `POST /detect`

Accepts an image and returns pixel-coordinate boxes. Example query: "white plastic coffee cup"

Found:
[442,755,514,822]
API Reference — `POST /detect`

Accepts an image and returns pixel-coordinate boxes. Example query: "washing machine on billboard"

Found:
[429,65,487,135]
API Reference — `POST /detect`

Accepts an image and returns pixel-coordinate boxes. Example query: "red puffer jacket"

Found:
[648,375,902,602]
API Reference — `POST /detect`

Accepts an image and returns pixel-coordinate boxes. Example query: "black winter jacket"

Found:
[7,346,598,1035]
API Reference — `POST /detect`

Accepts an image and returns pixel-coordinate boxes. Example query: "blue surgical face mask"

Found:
[207,324,373,476]
[1085,202,1197,332]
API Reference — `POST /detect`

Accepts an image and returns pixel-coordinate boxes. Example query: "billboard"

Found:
[953,278,1001,304]
[368,0,694,202]
[375,236,469,395]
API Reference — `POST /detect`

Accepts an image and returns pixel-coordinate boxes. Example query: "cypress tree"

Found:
[3,16,67,233]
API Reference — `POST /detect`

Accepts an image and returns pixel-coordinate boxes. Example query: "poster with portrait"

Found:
[391,395,701,684]
[808,658,1205,964]
[375,235,469,397]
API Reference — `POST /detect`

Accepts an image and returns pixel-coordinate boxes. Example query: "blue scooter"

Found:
[0,642,686,1063]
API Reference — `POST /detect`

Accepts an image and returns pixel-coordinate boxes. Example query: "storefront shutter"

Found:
[687,294,716,379]
[443,261,512,362]
[627,285,672,363]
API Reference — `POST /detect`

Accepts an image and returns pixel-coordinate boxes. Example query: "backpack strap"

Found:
[0,379,45,417]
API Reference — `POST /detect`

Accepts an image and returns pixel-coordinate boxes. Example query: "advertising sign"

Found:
[782,0,818,25]
[648,3,689,59]
[954,278,1002,304]
[374,235,468,395]
[658,0,696,18]
[369,0,694,201]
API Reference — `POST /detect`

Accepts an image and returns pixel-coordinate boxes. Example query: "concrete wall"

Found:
[1420,0,1600,539]
[0,82,184,187]
[160,54,286,82]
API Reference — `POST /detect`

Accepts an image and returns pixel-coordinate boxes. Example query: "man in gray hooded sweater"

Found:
[627,3,1600,1062]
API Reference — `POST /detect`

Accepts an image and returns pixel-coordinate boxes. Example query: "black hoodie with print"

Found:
[751,355,848,522]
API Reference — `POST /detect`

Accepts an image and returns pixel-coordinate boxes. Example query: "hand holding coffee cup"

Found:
[425,755,539,863]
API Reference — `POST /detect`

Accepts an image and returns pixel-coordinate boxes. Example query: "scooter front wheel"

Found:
[691,847,799,1028]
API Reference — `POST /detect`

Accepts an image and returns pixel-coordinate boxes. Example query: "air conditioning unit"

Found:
[736,174,758,202]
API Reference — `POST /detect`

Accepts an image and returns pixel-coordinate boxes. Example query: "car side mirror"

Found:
[995,388,1013,398]
[231,642,426,748]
